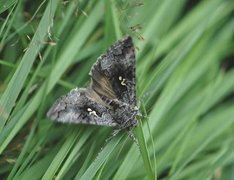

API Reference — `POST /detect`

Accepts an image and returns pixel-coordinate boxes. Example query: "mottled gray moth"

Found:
[47,36,139,138]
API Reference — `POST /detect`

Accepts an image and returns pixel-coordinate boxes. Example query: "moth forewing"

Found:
[47,36,138,137]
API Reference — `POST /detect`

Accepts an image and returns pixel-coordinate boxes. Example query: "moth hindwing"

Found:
[47,36,138,131]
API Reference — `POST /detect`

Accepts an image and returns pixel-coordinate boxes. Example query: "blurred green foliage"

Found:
[0,0,234,179]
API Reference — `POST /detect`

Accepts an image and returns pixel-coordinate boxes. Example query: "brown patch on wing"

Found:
[84,87,105,106]
[90,69,116,100]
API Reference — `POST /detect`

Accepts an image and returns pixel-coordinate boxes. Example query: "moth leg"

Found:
[112,129,121,136]
[127,129,139,146]
[136,98,148,118]
[105,129,122,143]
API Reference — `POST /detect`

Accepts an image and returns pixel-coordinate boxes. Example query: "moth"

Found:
[47,36,139,138]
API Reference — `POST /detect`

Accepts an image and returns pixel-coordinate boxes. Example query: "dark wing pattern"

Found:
[47,36,138,129]
[47,88,118,127]
[90,36,136,106]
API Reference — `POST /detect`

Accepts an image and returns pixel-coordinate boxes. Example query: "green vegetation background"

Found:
[0,0,234,179]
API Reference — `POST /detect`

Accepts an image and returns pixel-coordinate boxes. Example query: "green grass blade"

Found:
[80,136,123,180]
[0,0,58,131]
